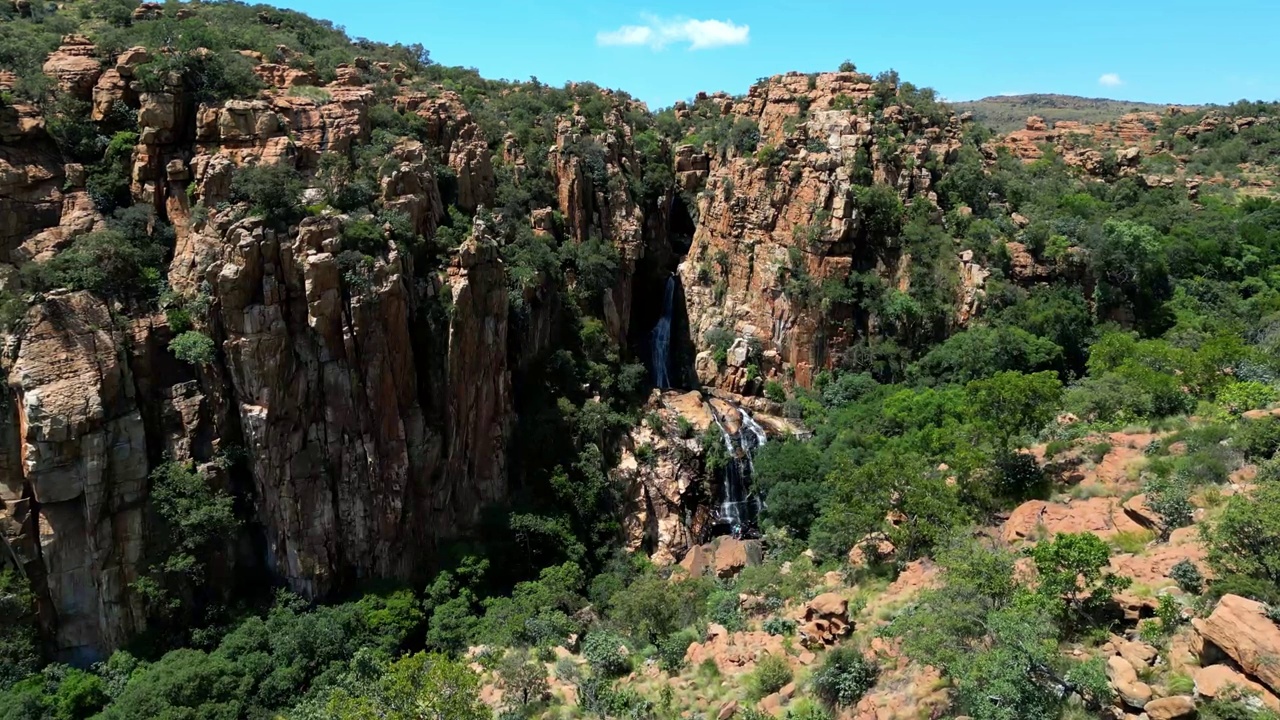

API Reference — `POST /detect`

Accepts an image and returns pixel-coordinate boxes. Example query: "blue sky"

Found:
[273,0,1280,109]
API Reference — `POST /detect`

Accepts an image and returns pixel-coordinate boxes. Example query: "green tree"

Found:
[98,649,248,720]
[752,440,824,537]
[810,646,877,709]
[0,569,39,687]
[1030,532,1131,626]
[607,574,710,646]
[966,371,1063,452]
[1205,482,1280,591]
[911,326,1064,385]
[1087,219,1172,333]
[169,331,217,365]
[497,650,548,708]
[323,652,489,720]
[230,163,304,226]
[889,538,1109,720]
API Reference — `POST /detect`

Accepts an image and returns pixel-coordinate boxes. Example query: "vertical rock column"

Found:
[1,292,148,663]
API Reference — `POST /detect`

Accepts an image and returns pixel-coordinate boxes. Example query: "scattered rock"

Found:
[1107,655,1154,708]
[1143,695,1196,720]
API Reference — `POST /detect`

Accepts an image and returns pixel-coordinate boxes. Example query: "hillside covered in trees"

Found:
[1,2,1280,720]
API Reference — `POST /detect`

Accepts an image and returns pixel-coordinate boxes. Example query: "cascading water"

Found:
[650,276,676,389]
[710,406,768,536]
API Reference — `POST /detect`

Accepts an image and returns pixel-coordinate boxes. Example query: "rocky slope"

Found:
[0,17,998,660]
[1,5,1270,669]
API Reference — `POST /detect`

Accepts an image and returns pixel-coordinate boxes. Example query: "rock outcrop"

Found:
[796,592,852,648]
[1193,594,1280,697]
[1,292,149,664]
[676,72,965,388]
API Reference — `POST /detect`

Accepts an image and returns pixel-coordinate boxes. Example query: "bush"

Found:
[23,208,172,299]
[811,646,878,708]
[675,416,694,439]
[764,380,786,403]
[1087,441,1113,464]
[748,653,793,699]
[706,590,744,632]
[762,616,796,636]
[1169,559,1204,595]
[1236,417,1280,460]
[1143,475,1193,540]
[1218,381,1278,415]
[170,331,217,365]
[581,631,630,678]
[230,164,304,226]
[0,569,39,687]
[656,629,697,674]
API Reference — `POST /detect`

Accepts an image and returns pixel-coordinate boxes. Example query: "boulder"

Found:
[1123,494,1162,529]
[1107,655,1154,709]
[797,592,851,648]
[1195,664,1280,709]
[712,537,762,578]
[1143,696,1196,720]
[42,35,101,99]
[1193,594,1280,695]
[1117,639,1160,669]
[679,544,711,577]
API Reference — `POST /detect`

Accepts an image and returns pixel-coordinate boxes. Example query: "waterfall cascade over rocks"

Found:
[650,275,676,389]
[710,406,766,536]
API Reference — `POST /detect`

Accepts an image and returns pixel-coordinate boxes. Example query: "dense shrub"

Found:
[581,631,630,678]
[230,164,304,226]
[23,207,171,299]
[1170,559,1204,594]
[656,629,698,674]
[748,653,793,699]
[811,647,878,708]
[169,331,217,366]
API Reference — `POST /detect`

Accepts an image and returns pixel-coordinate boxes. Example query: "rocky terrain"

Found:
[0,3,1279,720]
[953,94,1171,133]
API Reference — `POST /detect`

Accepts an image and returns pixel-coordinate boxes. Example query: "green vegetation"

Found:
[1,2,1279,718]
[890,537,1114,719]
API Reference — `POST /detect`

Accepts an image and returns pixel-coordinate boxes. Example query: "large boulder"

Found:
[796,592,851,648]
[1144,695,1196,720]
[1193,594,1280,696]
[1106,655,1154,709]
[716,535,752,573]
[42,35,101,99]
[1195,664,1280,710]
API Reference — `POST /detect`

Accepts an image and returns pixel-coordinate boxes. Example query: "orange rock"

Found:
[42,34,101,99]
[1107,655,1154,708]
[1002,496,1147,543]
[1144,695,1196,720]
[1195,664,1280,710]
[715,537,749,578]
[1193,594,1280,696]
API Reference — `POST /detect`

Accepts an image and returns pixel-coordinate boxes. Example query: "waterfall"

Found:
[710,405,768,535]
[650,276,676,389]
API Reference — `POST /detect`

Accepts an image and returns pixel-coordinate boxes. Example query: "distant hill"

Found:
[951,94,1175,133]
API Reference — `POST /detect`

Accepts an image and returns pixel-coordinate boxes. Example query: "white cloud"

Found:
[597,15,750,50]
[1098,73,1124,88]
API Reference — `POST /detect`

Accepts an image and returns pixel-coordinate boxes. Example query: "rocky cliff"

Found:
[0,25,1058,662]
[0,28,662,661]
[675,73,966,389]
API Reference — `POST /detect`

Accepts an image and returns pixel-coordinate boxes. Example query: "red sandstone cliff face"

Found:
[676,72,966,388]
[0,25,679,659]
